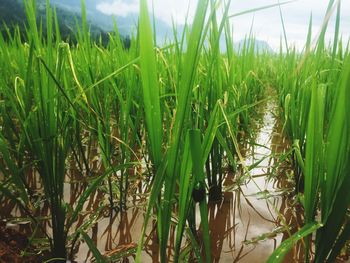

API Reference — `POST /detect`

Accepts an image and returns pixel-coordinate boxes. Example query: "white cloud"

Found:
[97,0,198,24]
[148,0,198,25]
[96,0,139,17]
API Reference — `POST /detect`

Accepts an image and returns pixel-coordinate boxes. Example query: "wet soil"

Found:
[0,221,41,263]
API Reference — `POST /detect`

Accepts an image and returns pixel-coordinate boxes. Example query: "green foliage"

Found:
[1,0,349,262]
[274,0,350,261]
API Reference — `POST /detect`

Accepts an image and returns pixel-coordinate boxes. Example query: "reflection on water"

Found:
[72,98,301,262]
[206,99,302,263]
[0,98,303,262]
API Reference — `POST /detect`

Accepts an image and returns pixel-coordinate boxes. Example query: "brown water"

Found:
[205,100,302,263]
[71,98,302,262]
[0,98,304,262]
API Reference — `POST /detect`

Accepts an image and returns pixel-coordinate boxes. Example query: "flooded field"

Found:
[68,98,303,262]
[1,97,305,262]
[56,98,302,263]
[1,0,350,262]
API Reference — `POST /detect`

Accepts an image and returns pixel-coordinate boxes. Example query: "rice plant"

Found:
[272,1,350,261]
[0,0,349,262]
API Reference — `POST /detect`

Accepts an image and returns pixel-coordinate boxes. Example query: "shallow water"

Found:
[0,98,304,262]
[70,98,302,262]
[207,99,299,263]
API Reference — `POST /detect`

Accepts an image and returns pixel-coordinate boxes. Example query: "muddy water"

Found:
[207,99,301,263]
[71,98,301,262]
[0,97,302,262]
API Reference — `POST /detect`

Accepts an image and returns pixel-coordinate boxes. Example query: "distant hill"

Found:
[0,0,26,31]
[49,0,175,42]
[0,0,175,45]
[49,0,131,34]
[0,0,118,44]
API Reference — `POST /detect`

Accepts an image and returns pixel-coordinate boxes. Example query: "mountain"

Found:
[0,0,26,30]
[0,0,110,43]
[0,0,174,44]
[50,0,137,36]
[49,0,174,42]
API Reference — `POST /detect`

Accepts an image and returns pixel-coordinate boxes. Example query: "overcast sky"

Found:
[96,0,350,50]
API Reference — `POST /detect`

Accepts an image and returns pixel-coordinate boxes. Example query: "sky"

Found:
[96,0,350,50]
